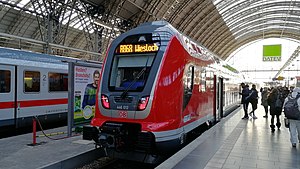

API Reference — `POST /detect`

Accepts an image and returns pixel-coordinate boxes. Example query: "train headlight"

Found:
[101,94,110,109]
[137,96,149,111]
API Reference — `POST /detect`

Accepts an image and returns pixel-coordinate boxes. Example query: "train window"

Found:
[183,66,194,110]
[194,69,200,85]
[109,53,155,91]
[24,71,40,93]
[184,66,194,92]
[0,70,11,93]
[210,72,214,89]
[200,69,206,92]
[49,73,68,92]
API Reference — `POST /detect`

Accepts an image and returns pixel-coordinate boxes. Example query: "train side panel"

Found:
[0,65,16,127]
[16,65,68,127]
[151,36,216,147]
[0,61,68,128]
[0,47,101,131]
[151,36,185,131]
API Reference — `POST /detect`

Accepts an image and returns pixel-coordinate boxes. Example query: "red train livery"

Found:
[83,21,243,163]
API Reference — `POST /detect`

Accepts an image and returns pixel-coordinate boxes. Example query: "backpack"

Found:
[284,95,300,120]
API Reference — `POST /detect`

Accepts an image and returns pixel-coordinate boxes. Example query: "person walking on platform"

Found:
[246,84,258,119]
[240,83,250,119]
[267,87,284,132]
[261,87,269,118]
[290,86,295,93]
[283,87,300,147]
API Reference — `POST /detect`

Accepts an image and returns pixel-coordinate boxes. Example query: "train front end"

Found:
[83,32,169,163]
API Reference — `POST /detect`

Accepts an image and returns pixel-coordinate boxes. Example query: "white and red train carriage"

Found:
[0,47,77,132]
[83,21,244,163]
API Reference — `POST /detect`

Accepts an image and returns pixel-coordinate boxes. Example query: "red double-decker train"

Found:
[83,21,243,163]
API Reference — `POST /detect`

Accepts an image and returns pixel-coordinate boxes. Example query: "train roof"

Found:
[0,47,80,63]
[0,47,101,69]
[115,21,242,77]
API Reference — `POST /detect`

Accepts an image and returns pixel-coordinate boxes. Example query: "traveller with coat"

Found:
[261,87,269,118]
[283,87,300,147]
[267,87,284,132]
[240,83,250,119]
[246,84,258,119]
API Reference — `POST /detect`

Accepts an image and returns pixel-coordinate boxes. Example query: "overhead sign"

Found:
[263,44,282,62]
[116,43,159,54]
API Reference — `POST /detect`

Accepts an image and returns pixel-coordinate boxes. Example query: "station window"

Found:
[24,71,40,93]
[49,73,68,92]
[0,70,11,93]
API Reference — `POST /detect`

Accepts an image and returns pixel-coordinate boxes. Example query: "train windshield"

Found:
[109,53,155,91]
[108,34,160,92]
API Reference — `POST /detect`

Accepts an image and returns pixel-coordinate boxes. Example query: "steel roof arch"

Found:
[1,0,300,61]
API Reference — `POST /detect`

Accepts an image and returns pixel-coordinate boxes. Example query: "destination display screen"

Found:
[115,43,159,54]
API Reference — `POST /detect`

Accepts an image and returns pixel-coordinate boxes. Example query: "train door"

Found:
[214,77,220,121]
[213,75,218,122]
[217,77,224,119]
[0,65,16,127]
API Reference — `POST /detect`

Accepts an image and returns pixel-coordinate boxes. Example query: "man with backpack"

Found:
[283,87,300,147]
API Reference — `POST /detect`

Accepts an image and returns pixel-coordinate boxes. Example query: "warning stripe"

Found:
[0,98,68,109]
[0,101,14,109]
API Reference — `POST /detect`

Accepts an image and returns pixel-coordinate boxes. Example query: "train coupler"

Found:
[82,125,99,142]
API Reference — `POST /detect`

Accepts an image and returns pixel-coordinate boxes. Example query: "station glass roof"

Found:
[0,0,299,61]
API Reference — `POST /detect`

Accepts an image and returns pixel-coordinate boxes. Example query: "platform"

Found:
[0,126,103,169]
[156,105,300,169]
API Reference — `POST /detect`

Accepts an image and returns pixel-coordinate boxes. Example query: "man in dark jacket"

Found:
[247,84,259,119]
[240,83,250,119]
[267,87,284,132]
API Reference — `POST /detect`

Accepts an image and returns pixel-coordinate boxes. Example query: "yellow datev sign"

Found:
[119,43,159,53]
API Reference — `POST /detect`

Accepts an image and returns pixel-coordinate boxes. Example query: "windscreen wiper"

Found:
[121,68,146,98]
[121,56,150,98]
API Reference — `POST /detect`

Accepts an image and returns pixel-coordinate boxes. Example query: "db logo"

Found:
[119,111,128,118]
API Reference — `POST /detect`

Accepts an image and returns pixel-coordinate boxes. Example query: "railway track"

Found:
[76,122,211,169]
[78,158,156,169]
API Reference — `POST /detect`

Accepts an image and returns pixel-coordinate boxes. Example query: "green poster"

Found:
[74,66,100,125]
[263,44,281,61]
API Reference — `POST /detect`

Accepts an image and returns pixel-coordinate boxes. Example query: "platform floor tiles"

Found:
[0,126,95,169]
[157,104,300,169]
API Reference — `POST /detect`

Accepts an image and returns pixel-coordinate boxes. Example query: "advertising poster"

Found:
[74,65,100,125]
